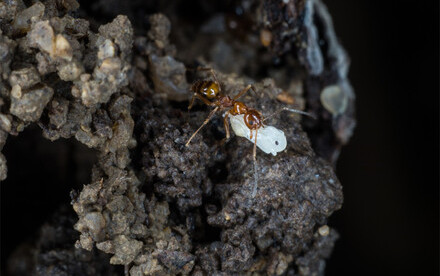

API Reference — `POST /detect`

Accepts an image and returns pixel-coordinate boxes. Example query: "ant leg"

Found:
[223,112,230,140]
[196,67,220,85]
[219,112,230,145]
[188,93,197,110]
[185,106,219,147]
[251,128,259,198]
[188,94,216,110]
[233,84,257,100]
[253,129,258,161]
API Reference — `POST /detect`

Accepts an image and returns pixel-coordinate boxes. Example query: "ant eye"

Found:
[275,141,279,145]
[249,120,254,125]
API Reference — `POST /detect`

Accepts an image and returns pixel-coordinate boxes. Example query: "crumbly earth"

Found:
[7,206,120,276]
[1,0,355,275]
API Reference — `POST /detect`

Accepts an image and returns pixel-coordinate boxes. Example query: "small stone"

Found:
[98,15,133,56]
[318,225,330,236]
[0,40,13,68]
[12,2,45,34]
[36,52,56,75]
[83,212,106,239]
[96,240,115,254]
[98,58,121,75]
[28,20,55,55]
[225,212,231,221]
[57,61,82,81]
[9,67,41,89]
[110,235,143,265]
[77,233,94,251]
[65,17,89,37]
[0,114,12,132]
[157,250,196,274]
[78,81,99,107]
[48,97,69,128]
[10,85,54,122]
[54,34,73,60]
[130,257,163,276]
[11,85,22,99]
[148,55,189,101]
[80,74,91,82]
[97,39,116,60]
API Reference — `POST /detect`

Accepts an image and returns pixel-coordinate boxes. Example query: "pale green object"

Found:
[320,85,348,115]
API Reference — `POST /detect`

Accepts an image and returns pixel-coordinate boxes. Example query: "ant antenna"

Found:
[196,67,220,85]
[263,107,316,122]
[233,84,258,100]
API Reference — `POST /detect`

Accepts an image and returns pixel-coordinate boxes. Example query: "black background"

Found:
[1,1,438,275]
[323,1,439,275]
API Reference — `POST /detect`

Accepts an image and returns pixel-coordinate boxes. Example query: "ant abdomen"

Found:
[244,110,263,130]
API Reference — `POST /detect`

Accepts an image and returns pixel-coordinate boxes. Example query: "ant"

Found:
[185,68,314,197]
[186,68,261,147]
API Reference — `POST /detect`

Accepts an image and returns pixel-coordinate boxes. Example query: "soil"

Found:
[1,0,355,275]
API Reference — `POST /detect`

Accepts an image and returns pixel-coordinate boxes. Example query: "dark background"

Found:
[324,1,439,275]
[1,1,438,275]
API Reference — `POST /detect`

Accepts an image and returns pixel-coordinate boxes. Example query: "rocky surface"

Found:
[1,0,355,275]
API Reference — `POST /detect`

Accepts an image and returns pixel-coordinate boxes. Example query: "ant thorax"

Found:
[230,101,247,116]
[218,95,234,108]
[228,114,287,156]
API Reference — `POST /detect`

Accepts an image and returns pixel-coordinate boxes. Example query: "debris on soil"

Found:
[6,206,119,276]
[1,0,355,275]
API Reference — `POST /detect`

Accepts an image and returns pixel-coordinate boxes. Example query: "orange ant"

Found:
[185,68,261,154]
[185,68,314,197]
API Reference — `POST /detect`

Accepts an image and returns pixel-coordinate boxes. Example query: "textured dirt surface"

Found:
[1,0,355,275]
[7,206,120,276]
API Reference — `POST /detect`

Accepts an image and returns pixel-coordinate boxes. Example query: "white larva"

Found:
[229,114,287,156]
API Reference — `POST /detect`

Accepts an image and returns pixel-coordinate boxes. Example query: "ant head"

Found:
[202,81,220,99]
[244,110,263,130]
